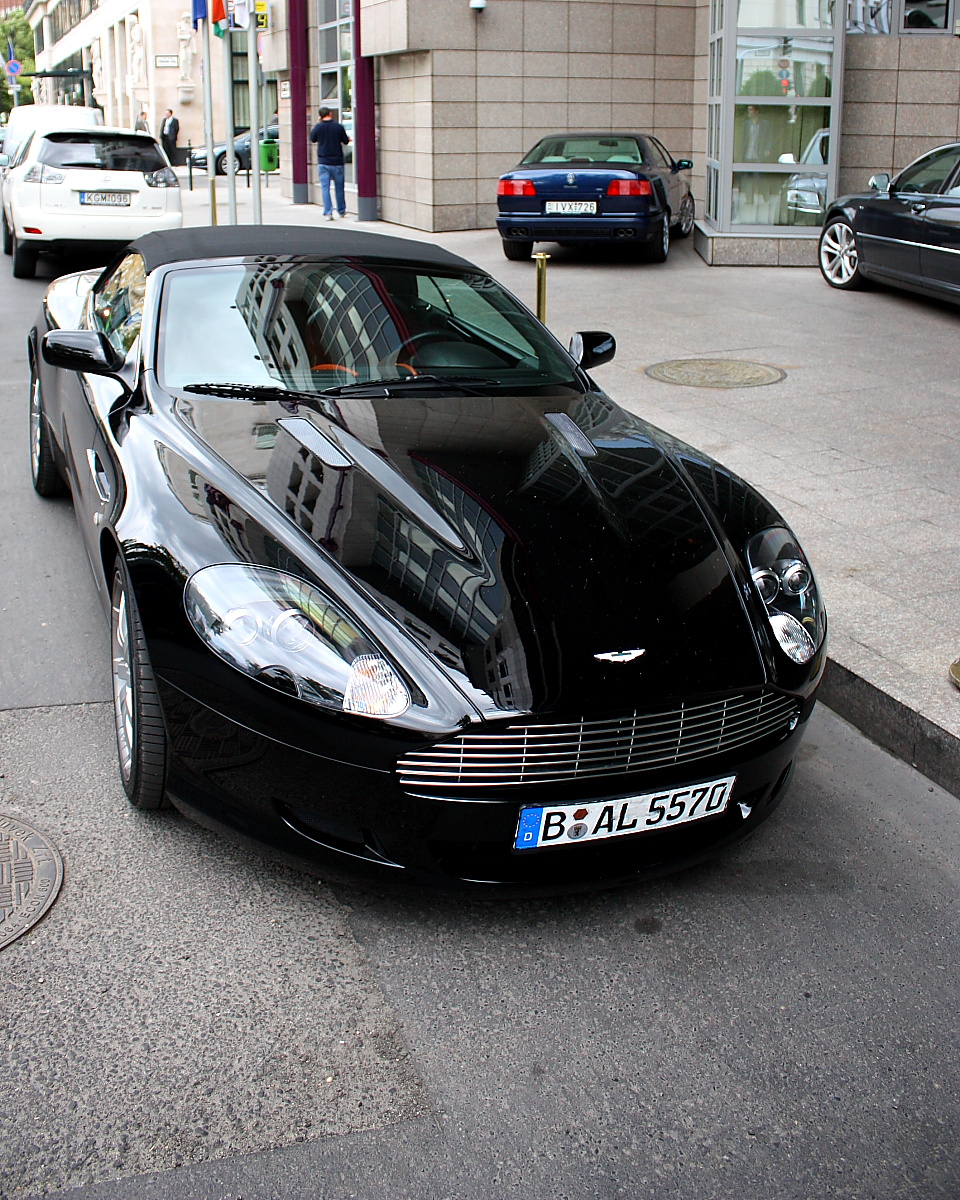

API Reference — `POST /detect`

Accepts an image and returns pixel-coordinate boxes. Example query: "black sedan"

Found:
[496,132,695,262]
[190,125,280,175]
[819,141,960,304]
[29,225,825,894]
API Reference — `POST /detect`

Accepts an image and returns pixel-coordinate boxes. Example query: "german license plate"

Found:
[514,776,736,851]
[544,200,596,214]
[80,192,131,206]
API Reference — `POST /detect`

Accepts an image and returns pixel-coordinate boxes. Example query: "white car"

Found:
[0,126,182,278]
[0,104,103,165]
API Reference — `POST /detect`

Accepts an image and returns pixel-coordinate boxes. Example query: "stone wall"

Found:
[839,34,960,197]
[368,0,700,232]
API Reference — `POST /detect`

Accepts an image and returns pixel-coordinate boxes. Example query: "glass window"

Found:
[91,254,147,357]
[649,138,674,168]
[737,0,835,26]
[895,146,960,193]
[733,104,831,163]
[521,136,644,165]
[732,171,826,224]
[846,0,893,31]
[903,0,948,25]
[159,263,576,392]
[12,132,34,169]
[38,133,166,173]
[736,37,832,95]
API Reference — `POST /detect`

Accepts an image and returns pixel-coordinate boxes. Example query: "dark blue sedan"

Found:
[496,133,695,263]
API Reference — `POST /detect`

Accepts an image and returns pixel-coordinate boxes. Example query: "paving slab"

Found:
[180,179,960,792]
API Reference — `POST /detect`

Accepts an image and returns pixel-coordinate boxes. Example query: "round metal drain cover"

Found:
[645,359,786,388]
[0,813,63,951]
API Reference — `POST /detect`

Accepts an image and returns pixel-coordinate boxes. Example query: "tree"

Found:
[0,9,35,115]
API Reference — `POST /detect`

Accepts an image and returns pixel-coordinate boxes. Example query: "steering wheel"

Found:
[397,330,452,355]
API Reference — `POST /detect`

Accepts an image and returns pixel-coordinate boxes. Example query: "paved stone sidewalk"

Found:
[180,180,960,788]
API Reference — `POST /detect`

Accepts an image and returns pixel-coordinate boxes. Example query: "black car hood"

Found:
[176,389,766,716]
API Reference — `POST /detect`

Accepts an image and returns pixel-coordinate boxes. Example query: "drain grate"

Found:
[645,359,786,388]
[0,814,63,951]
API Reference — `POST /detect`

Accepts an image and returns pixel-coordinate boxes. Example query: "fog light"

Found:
[343,655,410,718]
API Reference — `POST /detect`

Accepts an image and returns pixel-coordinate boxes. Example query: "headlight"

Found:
[185,565,410,719]
[746,528,825,665]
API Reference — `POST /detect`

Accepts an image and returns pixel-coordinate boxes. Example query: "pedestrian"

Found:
[309,106,351,221]
[135,111,149,132]
[161,109,179,164]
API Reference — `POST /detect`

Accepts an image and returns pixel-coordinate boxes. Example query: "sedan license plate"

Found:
[80,192,131,206]
[514,776,736,851]
[544,201,597,215]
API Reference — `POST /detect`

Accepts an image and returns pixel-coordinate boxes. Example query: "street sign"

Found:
[155,54,179,68]
[6,59,22,76]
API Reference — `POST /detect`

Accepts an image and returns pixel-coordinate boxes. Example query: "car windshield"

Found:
[521,136,644,165]
[159,261,578,393]
[38,132,166,172]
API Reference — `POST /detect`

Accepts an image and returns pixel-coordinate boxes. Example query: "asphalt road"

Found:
[0,243,958,1200]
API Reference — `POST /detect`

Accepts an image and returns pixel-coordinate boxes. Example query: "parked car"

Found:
[819,141,960,304]
[0,103,103,166]
[781,128,829,223]
[496,132,695,262]
[29,224,825,895]
[190,125,280,174]
[1,127,182,278]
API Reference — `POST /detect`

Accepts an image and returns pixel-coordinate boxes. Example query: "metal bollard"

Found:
[533,252,551,324]
[187,142,193,191]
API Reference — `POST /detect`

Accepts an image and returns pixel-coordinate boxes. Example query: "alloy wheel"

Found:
[679,197,695,236]
[112,583,135,784]
[29,377,41,482]
[820,221,858,285]
[662,215,670,258]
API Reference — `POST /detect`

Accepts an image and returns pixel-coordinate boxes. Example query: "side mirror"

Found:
[675,158,693,171]
[868,172,891,192]
[570,331,616,371]
[0,154,9,168]
[42,329,124,375]
[778,153,797,164]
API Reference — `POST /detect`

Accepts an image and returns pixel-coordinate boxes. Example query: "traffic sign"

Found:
[6,59,22,76]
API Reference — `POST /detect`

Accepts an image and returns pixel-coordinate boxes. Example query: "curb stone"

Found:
[820,658,960,799]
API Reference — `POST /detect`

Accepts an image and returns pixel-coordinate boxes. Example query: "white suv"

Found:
[1,126,182,278]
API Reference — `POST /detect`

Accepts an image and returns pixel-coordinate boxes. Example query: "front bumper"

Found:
[496,213,662,244]
[158,678,815,897]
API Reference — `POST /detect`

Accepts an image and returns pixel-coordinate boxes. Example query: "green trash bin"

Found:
[260,139,279,173]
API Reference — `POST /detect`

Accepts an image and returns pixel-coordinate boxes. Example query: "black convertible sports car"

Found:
[819,141,960,305]
[30,226,825,894]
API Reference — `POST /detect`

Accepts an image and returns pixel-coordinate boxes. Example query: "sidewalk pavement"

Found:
[179,177,960,796]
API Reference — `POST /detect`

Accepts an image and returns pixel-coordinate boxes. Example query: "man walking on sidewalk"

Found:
[309,107,351,220]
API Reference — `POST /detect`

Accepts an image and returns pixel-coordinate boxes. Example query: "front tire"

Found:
[29,371,66,497]
[819,217,864,290]
[12,232,37,279]
[111,564,169,810]
[642,214,670,263]
[674,194,695,239]
[502,238,533,261]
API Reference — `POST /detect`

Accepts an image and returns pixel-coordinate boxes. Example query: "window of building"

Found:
[847,0,956,31]
[318,0,354,185]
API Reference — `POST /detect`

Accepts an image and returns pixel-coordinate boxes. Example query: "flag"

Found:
[191,0,207,29]
[233,0,250,30]
[211,0,230,36]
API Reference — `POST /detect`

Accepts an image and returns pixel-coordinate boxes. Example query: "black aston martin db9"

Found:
[30,226,825,894]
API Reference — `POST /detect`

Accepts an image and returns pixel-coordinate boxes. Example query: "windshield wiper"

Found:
[321,375,501,396]
[181,382,327,409]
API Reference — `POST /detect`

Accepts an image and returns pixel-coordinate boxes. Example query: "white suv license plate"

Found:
[80,192,131,206]
[514,776,736,851]
[544,200,597,214]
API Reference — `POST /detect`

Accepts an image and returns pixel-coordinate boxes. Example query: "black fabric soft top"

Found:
[130,224,474,274]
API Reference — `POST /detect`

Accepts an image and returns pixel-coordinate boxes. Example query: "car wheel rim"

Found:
[681,199,694,235]
[820,222,857,285]
[29,378,41,479]
[112,584,135,783]
[662,217,669,256]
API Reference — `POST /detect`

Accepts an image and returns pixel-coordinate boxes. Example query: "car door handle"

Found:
[86,448,110,503]
[911,202,927,214]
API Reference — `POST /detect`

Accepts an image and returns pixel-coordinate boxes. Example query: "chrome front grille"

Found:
[398,691,799,791]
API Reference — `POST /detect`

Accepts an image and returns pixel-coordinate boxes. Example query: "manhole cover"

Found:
[0,814,63,952]
[645,359,786,388]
